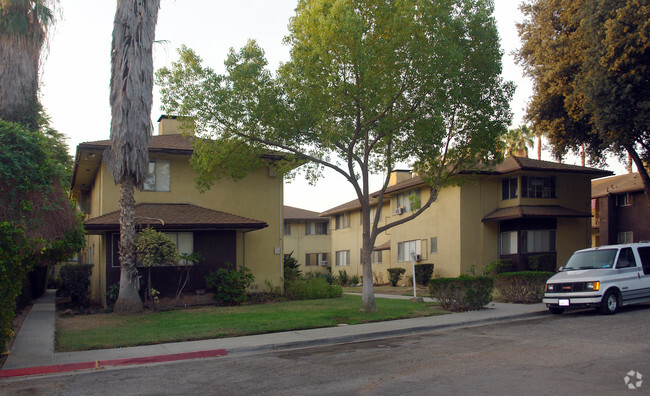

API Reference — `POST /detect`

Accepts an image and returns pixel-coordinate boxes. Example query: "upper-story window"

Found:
[616,193,632,207]
[306,221,328,235]
[283,223,291,236]
[396,189,421,214]
[142,160,170,192]
[501,178,518,200]
[521,176,556,199]
[335,212,350,229]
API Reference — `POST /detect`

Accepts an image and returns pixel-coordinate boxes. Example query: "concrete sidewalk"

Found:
[1,290,547,378]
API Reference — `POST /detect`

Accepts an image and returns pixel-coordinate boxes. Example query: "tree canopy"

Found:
[517,0,650,205]
[157,0,513,311]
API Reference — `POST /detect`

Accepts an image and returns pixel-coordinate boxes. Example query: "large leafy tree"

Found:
[106,0,160,313]
[0,0,56,129]
[157,0,512,312]
[517,0,650,206]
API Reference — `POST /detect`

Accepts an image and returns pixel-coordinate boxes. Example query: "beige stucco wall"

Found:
[283,221,331,273]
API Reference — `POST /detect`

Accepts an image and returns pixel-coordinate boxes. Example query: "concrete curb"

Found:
[0,349,227,378]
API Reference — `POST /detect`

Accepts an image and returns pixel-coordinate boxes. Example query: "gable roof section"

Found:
[83,203,267,233]
[284,206,324,222]
[592,172,645,198]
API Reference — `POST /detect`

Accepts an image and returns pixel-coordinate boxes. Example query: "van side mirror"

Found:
[558,266,564,272]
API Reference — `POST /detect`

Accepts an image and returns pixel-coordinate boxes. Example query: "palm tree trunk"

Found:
[0,31,42,128]
[537,136,542,160]
[113,174,142,312]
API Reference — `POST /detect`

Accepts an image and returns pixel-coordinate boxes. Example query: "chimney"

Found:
[157,115,194,136]
[389,170,412,186]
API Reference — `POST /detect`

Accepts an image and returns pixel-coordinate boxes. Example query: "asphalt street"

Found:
[2,304,649,395]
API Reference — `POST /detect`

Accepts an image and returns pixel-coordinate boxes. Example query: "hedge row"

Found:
[429,275,493,311]
[493,271,554,303]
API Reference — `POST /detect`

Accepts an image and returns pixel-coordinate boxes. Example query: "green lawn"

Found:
[56,295,447,352]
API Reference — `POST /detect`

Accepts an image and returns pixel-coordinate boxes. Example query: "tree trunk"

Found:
[537,136,541,160]
[0,34,42,128]
[360,202,377,312]
[113,174,143,313]
[624,145,650,211]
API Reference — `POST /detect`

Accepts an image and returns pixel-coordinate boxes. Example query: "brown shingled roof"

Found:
[592,173,645,198]
[482,205,591,222]
[78,134,194,154]
[84,203,267,233]
[284,206,324,221]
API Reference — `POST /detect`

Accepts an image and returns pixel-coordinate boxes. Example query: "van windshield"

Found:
[564,249,618,270]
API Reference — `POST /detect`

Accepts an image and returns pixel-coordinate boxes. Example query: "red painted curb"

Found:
[0,349,227,378]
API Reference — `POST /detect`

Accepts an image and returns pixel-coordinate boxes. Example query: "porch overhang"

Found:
[373,241,391,251]
[482,205,591,222]
[83,203,268,234]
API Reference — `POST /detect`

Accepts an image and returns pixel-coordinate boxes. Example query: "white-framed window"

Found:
[361,249,383,264]
[501,231,518,255]
[430,237,438,254]
[521,230,556,253]
[521,176,556,199]
[396,189,421,213]
[618,231,633,244]
[501,178,518,200]
[283,223,291,236]
[142,160,171,192]
[306,253,329,267]
[616,193,633,207]
[335,250,350,266]
[305,221,328,235]
[397,240,422,262]
[335,212,350,229]
[164,232,194,264]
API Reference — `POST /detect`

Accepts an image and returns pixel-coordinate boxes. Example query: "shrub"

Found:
[415,264,434,286]
[205,263,255,306]
[105,282,120,311]
[484,259,515,275]
[338,269,349,286]
[494,271,554,303]
[303,269,336,285]
[285,277,343,300]
[429,275,493,311]
[283,253,301,283]
[350,274,360,286]
[387,268,406,287]
[58,263,93,305]
[372,271,385,285]
[528,254,556,273]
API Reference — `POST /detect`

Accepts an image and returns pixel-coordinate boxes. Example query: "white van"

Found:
[542,243,650,315]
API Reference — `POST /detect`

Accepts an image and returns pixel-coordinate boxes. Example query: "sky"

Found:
[40,0,628,213]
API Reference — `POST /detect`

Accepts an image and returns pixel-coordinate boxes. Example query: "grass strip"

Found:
[56,295,446,352]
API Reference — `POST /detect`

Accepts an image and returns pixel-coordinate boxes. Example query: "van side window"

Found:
[638,247,650,275]
[615,248,636,269]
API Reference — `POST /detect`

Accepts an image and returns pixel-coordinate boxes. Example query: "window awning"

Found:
[482,205,591,222]
[373,241,391,251]
[84,203,268,233]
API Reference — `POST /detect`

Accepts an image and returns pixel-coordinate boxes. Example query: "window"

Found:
[501,178,518,200]
[164,232,193,261]
[618,231,633,244]
[396,189,421,213]
[521,230,556,253]
[283,223,291,236]
[306,253,329,267]
[616,193,633,207]
[521,176,556,199]
[397,240,422,262]
[142,160,170,192]
[501,231,517,255]
[305,221,328,235]
[615,248,637,268]
[335,213,350,229]
[638,247,650,275]
[430,237,438,254]
[362,249,383,264]
[335,250,350,266]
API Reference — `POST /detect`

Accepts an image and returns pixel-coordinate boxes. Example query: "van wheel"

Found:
[599,290,619,315]
[549,307,565,315]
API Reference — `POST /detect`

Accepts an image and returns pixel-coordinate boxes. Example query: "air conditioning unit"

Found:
[395,207,405,215]
[319,261,329,267]
[414,254,422,261]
